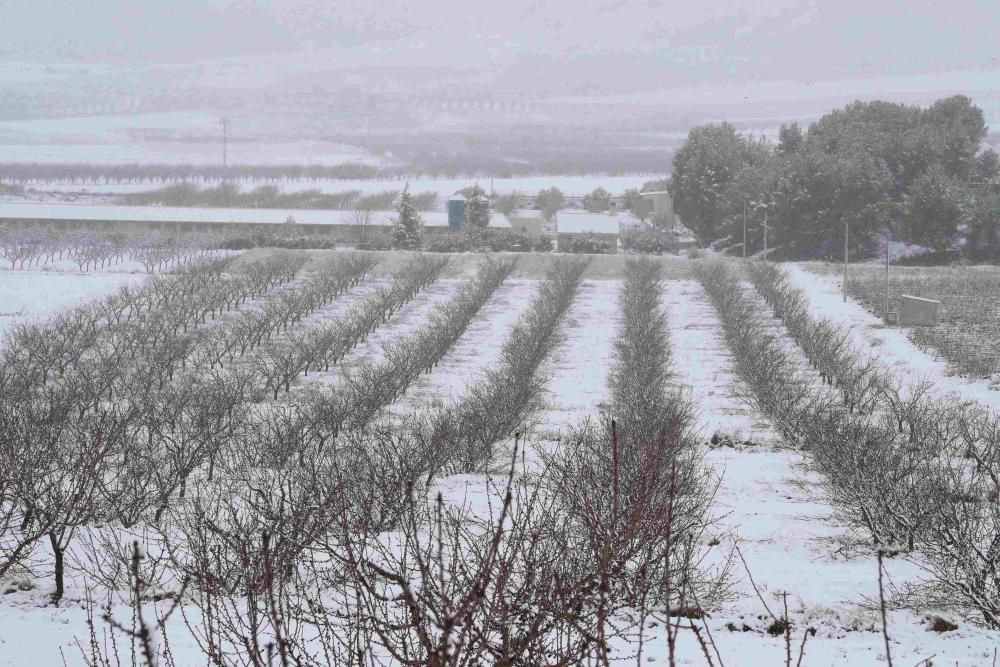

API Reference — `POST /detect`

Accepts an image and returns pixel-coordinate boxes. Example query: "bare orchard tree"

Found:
[343,204,374,246]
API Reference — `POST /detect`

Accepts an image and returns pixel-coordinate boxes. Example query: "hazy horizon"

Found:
[1,1,998,170]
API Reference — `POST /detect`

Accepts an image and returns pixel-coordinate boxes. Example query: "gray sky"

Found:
[4,0,998,87]
[2,0,998,143]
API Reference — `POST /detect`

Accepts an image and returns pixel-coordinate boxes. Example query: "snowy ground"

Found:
[0,111,387,166]
[657,447,1000,666]
[287,274,473,394]
[4,258,1000,665]
[0,267,146,337]
[663,279,779,446]
[534,279,621,438]
[666,273,1000,666]
[394,278,539,413]
[786,263,1000,411]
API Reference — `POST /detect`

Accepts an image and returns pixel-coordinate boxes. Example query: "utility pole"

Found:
[884,232,891,321]
[763,208,768,260]
[220,118,230,169]
[843,220,849,303]
[743,199,747,259]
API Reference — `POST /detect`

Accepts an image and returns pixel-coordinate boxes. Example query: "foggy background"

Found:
[1,0,998,173]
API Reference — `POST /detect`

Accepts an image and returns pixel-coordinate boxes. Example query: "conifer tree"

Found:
[465,183,491,229]
[392,184,423,249]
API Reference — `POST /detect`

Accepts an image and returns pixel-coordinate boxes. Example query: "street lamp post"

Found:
[885,231,891,322]
[743,199,747,259]
[763,207,768,259]
[843,220,849,303]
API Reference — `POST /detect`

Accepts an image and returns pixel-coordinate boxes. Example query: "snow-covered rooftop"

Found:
[508,209,546,219]
[556,212,640,234]
[0,203,512,228]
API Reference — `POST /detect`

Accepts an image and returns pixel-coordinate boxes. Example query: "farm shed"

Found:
[0,202,511,240]
[899,294,941,326]
[447,194,466,229]
[637,190,673,217]
[554,212,635,252]
[507,209,550,237]
[669,225,699,251]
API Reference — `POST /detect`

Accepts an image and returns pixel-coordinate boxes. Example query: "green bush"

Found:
[621,229,676,255]
[564,234,614,254]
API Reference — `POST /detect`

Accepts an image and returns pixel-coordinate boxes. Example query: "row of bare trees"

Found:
[248,255,450,400]
[0,253,317,600]
[0,162,388,185]
[110,254,447,532]
[545,258,721,663]
[702,259,1000,629]
[75,256,535,662]
[69,254,734,666]
[405,257,589,475]
[0,227,222,273]
[1,255,237,390]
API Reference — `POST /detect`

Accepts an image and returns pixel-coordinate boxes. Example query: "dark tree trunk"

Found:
[49,533,64,605]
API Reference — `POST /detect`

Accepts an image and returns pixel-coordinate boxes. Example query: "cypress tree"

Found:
[466,183,491,229]
[392,184,423,249]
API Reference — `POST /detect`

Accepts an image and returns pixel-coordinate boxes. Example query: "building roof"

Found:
[0,203,512,228]
[639,190,670,197]
[556,212,641,234]
[507,209,546,220]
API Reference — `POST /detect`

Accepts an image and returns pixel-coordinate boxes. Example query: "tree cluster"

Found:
[120,183,438,212]
[670,96,1000,259]
[0,227,220,273]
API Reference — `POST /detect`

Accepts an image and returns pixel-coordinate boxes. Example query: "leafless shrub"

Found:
[710,258,1000,628]
[420,257,589,474]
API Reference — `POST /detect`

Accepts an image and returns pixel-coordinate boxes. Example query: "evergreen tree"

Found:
[392,184,423,249]
[903,165,967,252]
[668,122,745,242]
[965,189,1000,261]
[777,123,803,155]
[465,184,490,229]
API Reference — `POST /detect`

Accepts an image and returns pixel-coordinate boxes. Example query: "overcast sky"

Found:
[3,0,998,88]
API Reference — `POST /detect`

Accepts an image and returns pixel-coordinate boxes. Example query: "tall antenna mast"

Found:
[220,118,230,168]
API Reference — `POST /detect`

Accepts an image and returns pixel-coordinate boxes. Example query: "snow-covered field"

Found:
[394,279,540,412]
[0,267,146,337]
[3,254,1000,665]
[535,279,621,436]
[0,111,389,166]
[787,263,1000,410]
[4,175,659,207]
[664,279,779,445]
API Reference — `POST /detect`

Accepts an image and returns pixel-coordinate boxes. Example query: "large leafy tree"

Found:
[903,165,967,252]
[923,95,988,180]
[719,135,777,249]
[582,187,612,213]
[964,189,1000,261]
[670,95,993,258]
[535,187,565,221]
[777,123,803,156]
[668,122,745,242]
